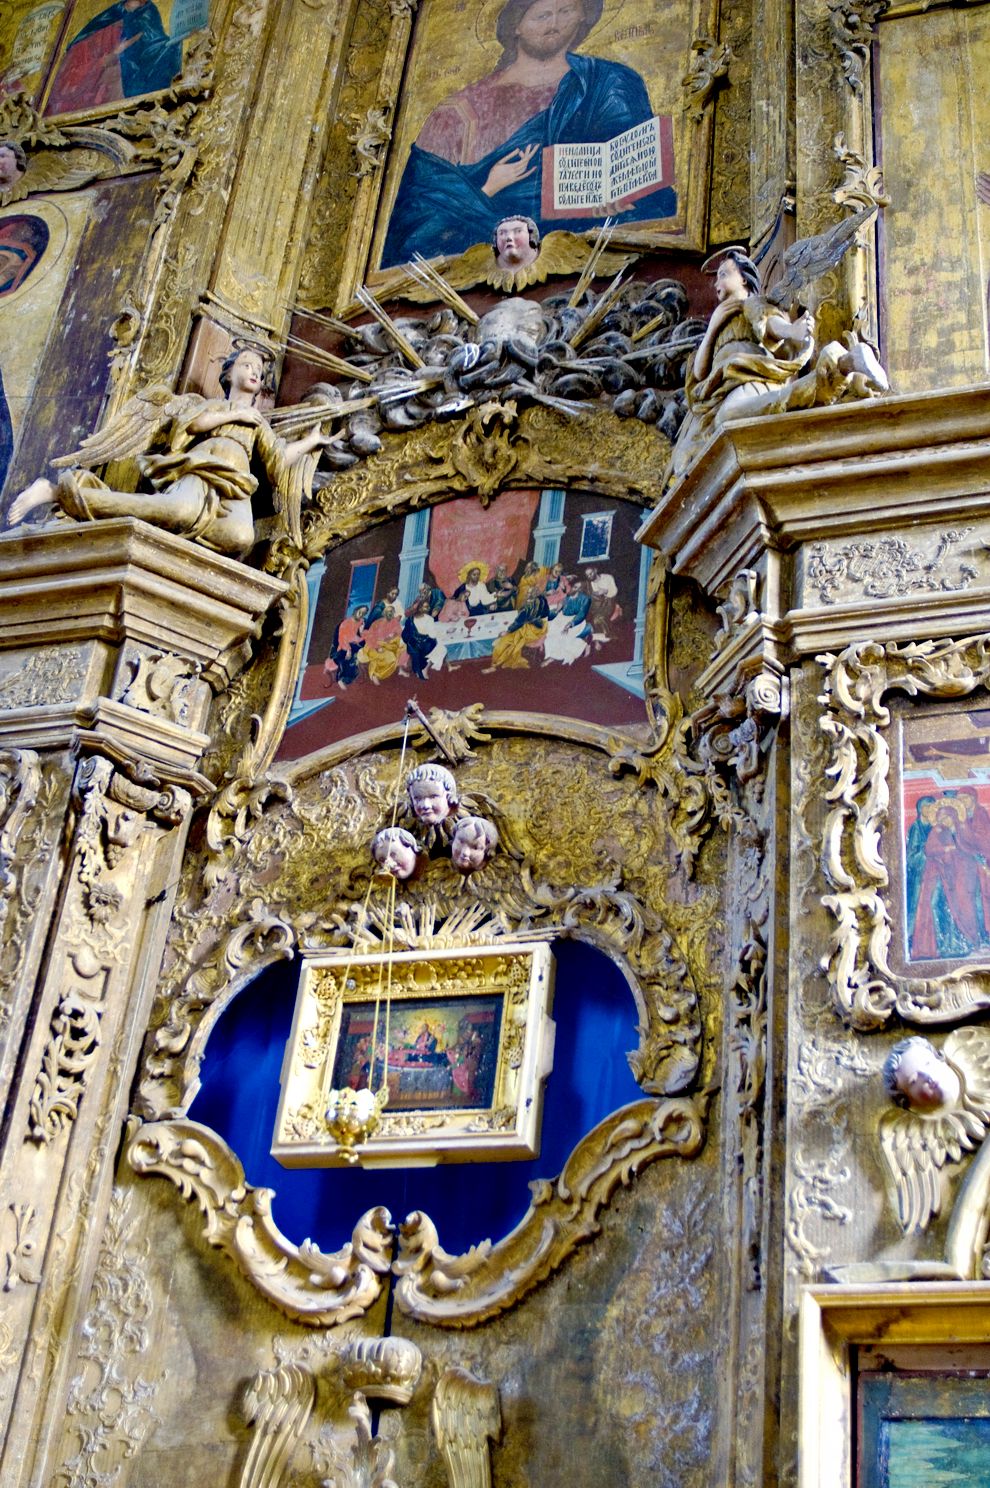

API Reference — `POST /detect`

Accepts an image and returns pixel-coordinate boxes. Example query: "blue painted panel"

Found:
[190,939,644,1256]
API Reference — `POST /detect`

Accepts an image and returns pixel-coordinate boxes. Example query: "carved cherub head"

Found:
[0,141,26,190]
[451,815,498,874]
[878,1028,990,1234]
[406,763,458,826]
[371,826,422,881]
[883,1036,961,1113]
[493,215,540,271]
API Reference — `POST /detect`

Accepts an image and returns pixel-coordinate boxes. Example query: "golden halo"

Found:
[700,244,751,275]
[458,559,490,584]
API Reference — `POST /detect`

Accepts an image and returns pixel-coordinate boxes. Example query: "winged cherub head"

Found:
[883,1036,961,1113]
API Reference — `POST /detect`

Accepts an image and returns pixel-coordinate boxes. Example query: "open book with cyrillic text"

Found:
[540,116,674,218]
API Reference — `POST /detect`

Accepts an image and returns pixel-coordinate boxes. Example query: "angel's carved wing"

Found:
[2,148,106,204]
[432,1366,501,1488]
[50,385,202,471]
[765,205,878,309]
[947,1026,990,1119]
[878,1102,984,1233]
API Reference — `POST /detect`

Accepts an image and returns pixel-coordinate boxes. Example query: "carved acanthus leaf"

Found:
[832,131,891,213]
[681,37,733,121]
[348,105,392,177]
[126,1118,392,1324]
[393,1094,707,1325]
[27,993,103,1145]
[827,0,888,92]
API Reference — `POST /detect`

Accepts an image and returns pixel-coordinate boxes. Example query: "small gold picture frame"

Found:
[272,941,556,1168]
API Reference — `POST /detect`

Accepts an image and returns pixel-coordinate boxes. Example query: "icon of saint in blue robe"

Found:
[382,51,676,267]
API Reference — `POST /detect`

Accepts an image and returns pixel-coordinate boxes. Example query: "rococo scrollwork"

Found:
[819,633,990,1030]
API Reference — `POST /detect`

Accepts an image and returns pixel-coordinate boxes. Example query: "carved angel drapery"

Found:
[7,357,337,564]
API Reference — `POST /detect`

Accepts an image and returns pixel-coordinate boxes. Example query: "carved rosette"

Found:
[818,634,990,1029]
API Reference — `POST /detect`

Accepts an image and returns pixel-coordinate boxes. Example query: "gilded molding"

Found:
[304,401,669,560]
[432,1367,501,1488]
[393,1094,708,1326]
[126,1118,393,1324]
[819,634,990,1029]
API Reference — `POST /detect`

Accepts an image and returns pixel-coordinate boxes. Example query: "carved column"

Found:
[638,388,990,1483]
[0,518,285,1488]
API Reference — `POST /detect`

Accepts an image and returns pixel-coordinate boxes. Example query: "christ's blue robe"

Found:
[381,53,676,267]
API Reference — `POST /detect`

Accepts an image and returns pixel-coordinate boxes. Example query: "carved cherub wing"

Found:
[431,1367,501,1488]
[50,385,202,470]
[382,233,637,299]
[765,205,878,310]
[878,1102,983,1234]
[947,1026,990,1119]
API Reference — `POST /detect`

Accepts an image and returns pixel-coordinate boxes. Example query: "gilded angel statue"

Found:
[7,345,335,561]
[665,209,889,490]
[879,1030,990,1234]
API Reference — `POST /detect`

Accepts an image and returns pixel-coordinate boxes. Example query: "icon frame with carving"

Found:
[272,941,556,1167]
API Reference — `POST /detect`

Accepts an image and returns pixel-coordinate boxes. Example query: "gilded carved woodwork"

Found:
[878,1028,990,1236]
[818,634,990,1029]
[320,1393,400,1488]
[393,1093,708,1326]
[273,943,555,1167]
[827,0,888,92]
[805,532,977,608]
[431,1367,500,1488]
[305,408,666,560]
[831,130,890,214]
[341,1336,422,1404]
[1,1203,40,1292]
[682,37,733,122]
[50,1186,164,1488]
[130,691,719,1322]
[126,1118,393,1324]
[239,1363,316,1488]
[27,755,193,1145]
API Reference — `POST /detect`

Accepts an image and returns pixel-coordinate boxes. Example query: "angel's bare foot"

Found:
[8,478,57,526]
